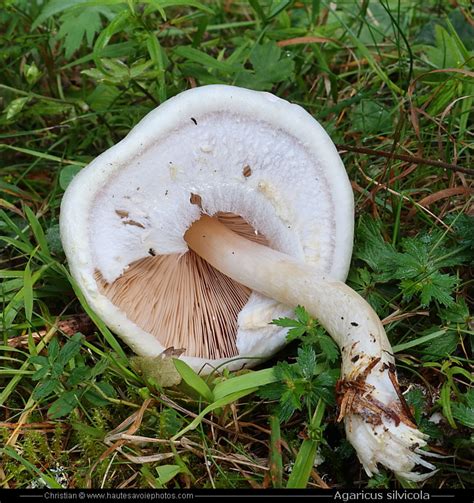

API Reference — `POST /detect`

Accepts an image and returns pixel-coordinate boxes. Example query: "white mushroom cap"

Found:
[60,85,354,372]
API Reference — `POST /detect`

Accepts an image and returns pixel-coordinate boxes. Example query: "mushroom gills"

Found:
[97,212,268,359]
[184,215,437,482]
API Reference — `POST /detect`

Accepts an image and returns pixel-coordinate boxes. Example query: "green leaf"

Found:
[144,0,214,16]
[48,390,78,419]
[159,408,184,439]
[279,387,303,422]
[271,317,301,328]
[31,365,50,381]
[405,388,425,424]
[67,365,92,386]
[45,224,63,255]
[173,359,213,402]
[297,346,317,379]
[351,99,392,135]
[355,216,396,276]
[401,272,457,307]
[421,331,458,361]
[32,0,122,30]
[30,355,49,367]
[86,84,121,112]
[23,62,42,86]
[465,389,474,409]
[317,334,339,363]
[451,403,474,429]
[48,338,60,361]
[57,8,105,59]
[4,97,29,120]
[439,297,470,325]
[57,333,84,366]
[155,465,183,488]
[237,42,295,91]
[84,381,116,406]
[59,165,83,191]
[439,383,456,429]
[286,326,309,341]
[146,34,167,101]
[174,46,239,74]
[33,379,60,400]
[295,305,311,325]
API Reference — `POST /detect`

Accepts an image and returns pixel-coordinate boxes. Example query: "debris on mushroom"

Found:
[60,85,434,481]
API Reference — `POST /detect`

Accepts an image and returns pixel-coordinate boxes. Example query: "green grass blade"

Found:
[393,329,447,353]
[286,439,317,488]
[269,415,283,488]
[213,367,277,401]
[173,359,214,402]
[24,205,51,259]
[23,262,33,323]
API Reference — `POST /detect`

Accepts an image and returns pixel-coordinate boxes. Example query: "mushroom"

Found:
[60,85,435,481]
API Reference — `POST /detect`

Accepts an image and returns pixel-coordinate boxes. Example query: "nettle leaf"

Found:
[421,330,458,361]
[159,408,184,439]
[294,305,311,325]
[257,381,285,401]
[401,272,457,307]
[271,316,301,328]
[57,7,112,59]
[317,335,339,364]
[452,403,474,429]
[465,389,474,410]
[447,213,474,253]
[236,42,295,91]
[351,99,392,135]
[286,326,308,341]
[279,388,303,422]
[355,216,396,276]
[405,388,426,424]
[297,346,317,379]
[347,267,390,317]
[439,297,471,326]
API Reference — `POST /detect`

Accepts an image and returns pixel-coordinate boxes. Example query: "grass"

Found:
[0,0,473,490]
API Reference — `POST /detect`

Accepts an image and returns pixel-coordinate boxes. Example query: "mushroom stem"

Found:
[185,215,436,481]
